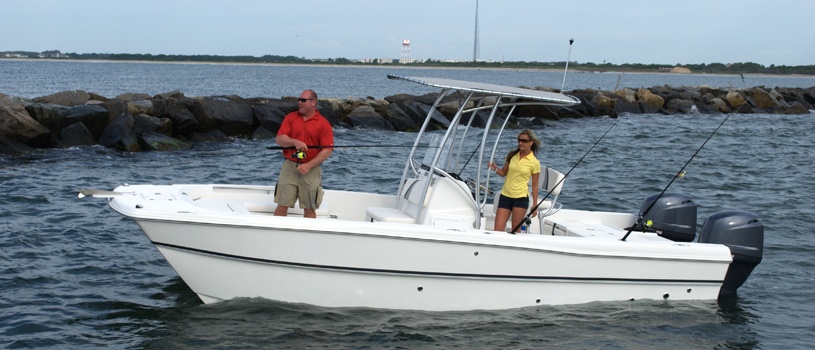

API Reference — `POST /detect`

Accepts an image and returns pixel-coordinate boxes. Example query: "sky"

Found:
[2,0,812,66]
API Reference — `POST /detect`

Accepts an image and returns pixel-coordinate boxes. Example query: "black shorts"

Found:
[497,194,529,210]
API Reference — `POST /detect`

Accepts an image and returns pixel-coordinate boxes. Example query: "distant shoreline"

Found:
[3,58,813,79]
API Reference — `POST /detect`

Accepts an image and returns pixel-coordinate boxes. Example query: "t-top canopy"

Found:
[387,74,580,107]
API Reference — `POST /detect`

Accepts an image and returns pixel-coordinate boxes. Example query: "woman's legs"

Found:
[494,208,511,232]
[510,207,528,233]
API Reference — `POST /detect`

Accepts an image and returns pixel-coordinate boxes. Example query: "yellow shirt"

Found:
[501,152,541,198]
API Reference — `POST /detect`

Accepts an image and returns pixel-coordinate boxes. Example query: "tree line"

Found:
[3,51,813,75]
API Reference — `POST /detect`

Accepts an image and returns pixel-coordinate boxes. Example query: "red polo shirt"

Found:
[277,110,334,162]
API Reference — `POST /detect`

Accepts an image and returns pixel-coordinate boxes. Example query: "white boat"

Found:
[82,75,763,311]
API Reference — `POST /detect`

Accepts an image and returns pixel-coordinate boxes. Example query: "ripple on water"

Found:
[1,113,814,348]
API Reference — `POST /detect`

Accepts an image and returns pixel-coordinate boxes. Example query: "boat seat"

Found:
[365,206,415,224]
[535,167,565,234]
[366,177,431,224]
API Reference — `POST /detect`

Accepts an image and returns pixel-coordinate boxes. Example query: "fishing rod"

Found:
[266,144,427,150]
[561,38,574,91]
[268,144,437,161]
[510,119,618,234]
[620,113,733,241]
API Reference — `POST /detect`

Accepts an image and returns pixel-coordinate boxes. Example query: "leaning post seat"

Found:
[365,177,431,224]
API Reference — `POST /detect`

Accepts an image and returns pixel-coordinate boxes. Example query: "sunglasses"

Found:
[297,98,314,103]
[517,138,531,143]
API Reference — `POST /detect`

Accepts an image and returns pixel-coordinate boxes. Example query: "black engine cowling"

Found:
[699,210,764,297]
[637,192,698,242]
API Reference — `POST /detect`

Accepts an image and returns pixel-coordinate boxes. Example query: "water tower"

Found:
[400,39,412,64]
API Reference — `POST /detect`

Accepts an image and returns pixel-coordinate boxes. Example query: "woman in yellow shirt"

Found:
[488,129,541,232]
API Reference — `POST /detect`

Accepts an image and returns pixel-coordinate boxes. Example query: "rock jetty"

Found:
[1,85,813,155]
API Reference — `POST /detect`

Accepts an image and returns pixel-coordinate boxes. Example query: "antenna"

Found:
[473,0,480,62]
[561,38,574,91]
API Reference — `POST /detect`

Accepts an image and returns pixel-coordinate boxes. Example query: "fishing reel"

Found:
[625,219,653,233]
[291,151,306,161]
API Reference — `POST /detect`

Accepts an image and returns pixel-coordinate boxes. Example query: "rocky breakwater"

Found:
[1,85,813,155]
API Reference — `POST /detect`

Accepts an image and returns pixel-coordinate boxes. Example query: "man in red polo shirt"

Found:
[273,89,334,218]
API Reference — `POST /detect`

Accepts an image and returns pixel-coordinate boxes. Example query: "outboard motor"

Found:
[636,192,697,242]
[699,211,764,297]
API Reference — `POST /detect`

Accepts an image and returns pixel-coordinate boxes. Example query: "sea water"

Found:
[1,60,814,348]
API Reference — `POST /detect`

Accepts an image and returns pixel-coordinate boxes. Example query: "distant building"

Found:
[356,58,394,64]
[38,50,68,58]
[1,52,28,58]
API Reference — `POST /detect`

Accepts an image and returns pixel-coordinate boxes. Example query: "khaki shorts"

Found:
[274,160,324,210]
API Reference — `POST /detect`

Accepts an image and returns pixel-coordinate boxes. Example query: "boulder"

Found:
[101,100,129,120]
[768,89,788,108]
[784,102,810,114]
[614,88,637,103]
[774,87,813,109]
[116,92,152,102]
[636,88,665,113]
[0,95,51,147]
[57,122,95,148]
[725,91,747,109]
[0,133,34,155]
[24,102,70,139]
[191,97,254,135]
[554,106,586,119]
[748,87,780,109]
[610,94,641,115]
[64,105,110,140]
[33,90,91,106]
[251,126,276,140]
[802,91,815,106]
[151,95,195,116]
[734,102,754,113]
[98,112,140,152]
[412,101,449,129]
[384,92,442,107]
[649,85,675,101]
[164,108,200,136]
[88,92,110,103]
[133,114,172,136]
[250,104,286,134]
[566,91,597,116]
[189,129,229,142]
[383,104,419,131]
[707,98,731,113]
[127,100,153,116]
[460,109,491,128]
[138,131,191,151]
[439,99,475,116]
[676,88,703,102]
[317,107,343,126]
[395,99,427,126]
[516,103,559,120]
[592,92,618,118]
[665,99,697,114]
[153,90,185,100]
[344,105,394,130]
[361,98,389,116]
[698,86,728,97]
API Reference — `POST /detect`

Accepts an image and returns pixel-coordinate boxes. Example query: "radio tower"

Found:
[400,39,412,64]
[472,0,480,62]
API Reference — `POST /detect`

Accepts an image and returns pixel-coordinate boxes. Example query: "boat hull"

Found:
[125,207,731,311]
